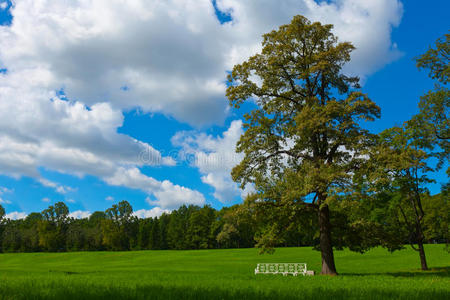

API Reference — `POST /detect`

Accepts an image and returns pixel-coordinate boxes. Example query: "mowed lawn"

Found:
[0,245,449,300]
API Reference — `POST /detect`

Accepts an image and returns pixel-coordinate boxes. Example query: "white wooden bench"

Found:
[254,263,313,276]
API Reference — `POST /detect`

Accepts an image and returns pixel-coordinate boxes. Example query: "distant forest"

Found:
[0,192,447,253]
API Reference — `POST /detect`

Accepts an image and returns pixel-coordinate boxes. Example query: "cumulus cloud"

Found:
[217,0,403,77]
[69,210,91,219]
[133,207,170,219]
[173,120,253,202]
[5,211,27,220]
[105,167,205,210]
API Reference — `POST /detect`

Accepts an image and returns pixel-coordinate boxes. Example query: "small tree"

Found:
[367,33,450,270]
[369,126,434,270]
[227,15,380,275]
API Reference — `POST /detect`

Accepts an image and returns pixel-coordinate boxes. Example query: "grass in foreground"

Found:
[0,245,449,299]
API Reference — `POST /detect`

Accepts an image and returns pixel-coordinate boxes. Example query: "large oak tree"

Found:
[226,15,380,275]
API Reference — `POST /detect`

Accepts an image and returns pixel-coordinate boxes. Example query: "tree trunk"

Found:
[416,232,429,270]
[318,204,337,275]
[418,241,428,270]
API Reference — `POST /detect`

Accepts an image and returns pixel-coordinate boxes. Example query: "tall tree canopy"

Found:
[226,15,380,275]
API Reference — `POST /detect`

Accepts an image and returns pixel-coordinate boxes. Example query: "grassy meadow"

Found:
[0,245,449,299]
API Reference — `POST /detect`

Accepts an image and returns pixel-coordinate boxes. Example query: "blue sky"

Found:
[0,0,448,219]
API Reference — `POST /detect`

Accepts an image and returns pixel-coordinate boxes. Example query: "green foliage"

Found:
[416,33,449,84]
[102,200,138,250]
[1,219,23,252]
[0,204,4,221]
[422,191,449,246]
[167,205,193,249]
[216,223,239,248]
[216,203,258,249]
[66,219,88,251]
[187,205,216,249]
[327,195,383,253]
[38,202,69,251]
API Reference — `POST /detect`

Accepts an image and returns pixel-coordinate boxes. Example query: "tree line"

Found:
[0,190,447,253]
[0,201,278,252]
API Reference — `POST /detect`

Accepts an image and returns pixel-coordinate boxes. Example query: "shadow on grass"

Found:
[1,282,449,300]
[48,270,101,275]
[342,266,450,278]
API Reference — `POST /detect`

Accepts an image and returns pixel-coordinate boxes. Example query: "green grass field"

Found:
[0,245,449,299]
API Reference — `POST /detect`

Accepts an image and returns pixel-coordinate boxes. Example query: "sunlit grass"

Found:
[0,245,449,299]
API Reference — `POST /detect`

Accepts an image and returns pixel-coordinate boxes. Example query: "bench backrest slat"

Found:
[255,263,307,273]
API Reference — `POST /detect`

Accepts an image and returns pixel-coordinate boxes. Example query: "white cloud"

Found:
[5,211,27,220]
[66,198,76,203]
[105,167,205,210]
[38,178,75,194]
[151,181,206,209]
[105,196,114,201]
[42,197,50,202]
[0,0,402,126]
[0,2,7,10]
[217,0,403,77]
[0,0,231,126]
[0,186,12,194]
[173,120,253,202]
[69,210,91,219]
[133,207,170,219]
[0,197,11,204]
